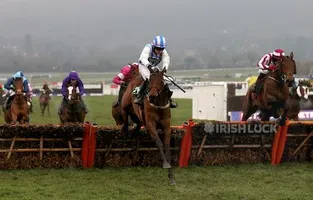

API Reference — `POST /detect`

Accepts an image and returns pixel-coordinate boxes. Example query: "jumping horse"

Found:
[242,52,296,125]
[59,84,86,124]
[121,67,176,185]
[3,78,30,124]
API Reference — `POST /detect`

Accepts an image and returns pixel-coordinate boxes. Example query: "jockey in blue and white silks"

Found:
[134,35,177,108]
[3,71,31,109]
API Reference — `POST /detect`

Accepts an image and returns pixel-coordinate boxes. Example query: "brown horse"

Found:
[39,89,52,117]
[286,83,309,120]
[59,85,86,124]
[4,78,30,124]
[121,67,176,185]
[112,64,139,126]
[242,52,296,124]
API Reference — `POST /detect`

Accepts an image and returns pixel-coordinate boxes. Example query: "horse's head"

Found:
[67,85,80,104]
[13,78,24,96]
[148,67,166,102]
[276,52,296,83]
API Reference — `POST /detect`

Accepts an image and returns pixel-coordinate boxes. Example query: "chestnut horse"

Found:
[286,82,309,120]
[59,84,86,124]
[4,78,30,124]
[242,52,296,125]
[121,67,176,185]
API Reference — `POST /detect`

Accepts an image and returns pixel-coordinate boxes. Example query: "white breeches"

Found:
[139,64,150,81]
[258,68,269,74]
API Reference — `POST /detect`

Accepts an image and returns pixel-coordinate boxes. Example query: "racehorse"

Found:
[39,89,52,117]
[4,78,30,124]
[286,82,309,120]
[112,65,139,126]
[242,52,296,125]
[59,84,86,124]
[121,67,176,185]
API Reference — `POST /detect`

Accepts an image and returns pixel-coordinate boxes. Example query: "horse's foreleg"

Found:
[11,112,18,125]
[163,122,176,185]
[146,121,170,168]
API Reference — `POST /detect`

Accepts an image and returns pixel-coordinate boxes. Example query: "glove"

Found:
[162,67,167,73]
[147,64,153,70]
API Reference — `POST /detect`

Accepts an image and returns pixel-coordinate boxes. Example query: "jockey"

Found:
[252,48,297,95]
[112,62,139,107]
[40,82,53,99]
[134,35,177,108]
[58,71,88,114]
[3,71,30,109]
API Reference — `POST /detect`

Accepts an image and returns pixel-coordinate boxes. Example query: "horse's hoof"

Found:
[163,162,171,169]
[169,180,176,186]
[279,118,286,126]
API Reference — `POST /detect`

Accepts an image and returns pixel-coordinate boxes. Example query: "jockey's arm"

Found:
[113,66,129,85]
[138,45,152,67]
[162,49,170,71]
[113,75,123,85]
[4,78,14,90]
[257,54,271,70]
[23,80,29,93]
[78,79,85,96]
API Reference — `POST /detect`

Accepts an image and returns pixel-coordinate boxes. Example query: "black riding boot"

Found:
[134,80,148,105]
[164,84,178,108]
[251,73,266,95]
[3,94,12,110]
[113,83,127,107]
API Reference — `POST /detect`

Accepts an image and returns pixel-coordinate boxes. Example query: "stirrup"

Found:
[170,99,178,108]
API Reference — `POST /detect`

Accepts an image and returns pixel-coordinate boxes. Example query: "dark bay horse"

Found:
[112,64,139,126]
[242,52,296,125]
[286,82,309,120]
[59,85,86,124]
[4,78,30,124]
[121,67,176,185]
[39,89,52,117]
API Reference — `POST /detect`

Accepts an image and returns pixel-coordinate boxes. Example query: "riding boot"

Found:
[113,84,126,107]
[164,84,178,108]
[251,73,266,95]
[134,80,148,105]
[4,95,13,110]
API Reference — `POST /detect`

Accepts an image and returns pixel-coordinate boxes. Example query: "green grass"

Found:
[1,163,313,200]
[2,95,312,200]
[0,95,192,126]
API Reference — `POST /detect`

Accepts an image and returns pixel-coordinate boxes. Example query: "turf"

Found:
[0,163,313,200]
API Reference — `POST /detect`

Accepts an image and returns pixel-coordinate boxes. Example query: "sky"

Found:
[0,0,312,49]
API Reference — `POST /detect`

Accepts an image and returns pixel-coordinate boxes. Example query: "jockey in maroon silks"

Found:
[112,62,139,107]
[252,48,297,95]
